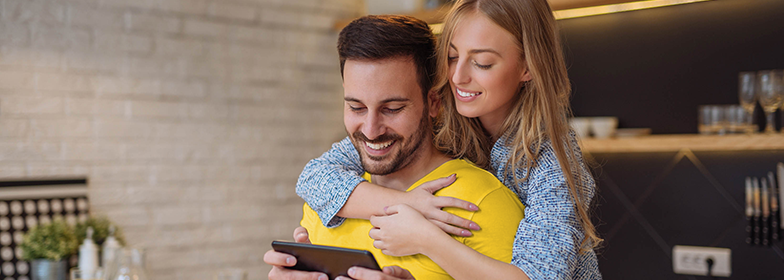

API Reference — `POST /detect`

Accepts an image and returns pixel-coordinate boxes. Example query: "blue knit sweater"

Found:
[295,132,602,279]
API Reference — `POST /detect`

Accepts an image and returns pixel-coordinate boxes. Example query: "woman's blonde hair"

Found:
[433,0,601,252]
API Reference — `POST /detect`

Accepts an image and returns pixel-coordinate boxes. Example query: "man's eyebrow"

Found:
[344,97,410,103]
[450,43,502,57]
[380,97,410,103]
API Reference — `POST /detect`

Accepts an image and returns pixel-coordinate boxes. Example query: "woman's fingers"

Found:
[429,219,472,237]
[263,249,297,266]
[343,266,413,280]
[382,266,415,279]
[430,209,481,231]
[413,174,456,194]
[433,196,479,212]
[293,226,311,244]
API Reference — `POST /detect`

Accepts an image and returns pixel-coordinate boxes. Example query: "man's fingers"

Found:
[293,227,311,244]
[430,219,472,237]
[268,266,327,280]
[433,196,479,212]
[347,266,395,280]
[416,174,456,194]
[263,249,297,266]
[432,210,480,231]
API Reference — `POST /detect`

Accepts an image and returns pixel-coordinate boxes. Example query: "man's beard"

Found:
[350,112,430,176]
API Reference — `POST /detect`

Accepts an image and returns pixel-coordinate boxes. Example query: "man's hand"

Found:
[265,227,328,280]
[405,174,480,237]
[335,266,415,280]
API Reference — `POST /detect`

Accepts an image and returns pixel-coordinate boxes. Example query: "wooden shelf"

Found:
[333,0,641,31]
[581,134,784,153]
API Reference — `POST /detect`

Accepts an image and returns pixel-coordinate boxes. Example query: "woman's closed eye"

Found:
[473,60,492,70]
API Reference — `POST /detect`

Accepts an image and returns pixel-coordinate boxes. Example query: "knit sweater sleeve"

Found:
[295,137,366,228]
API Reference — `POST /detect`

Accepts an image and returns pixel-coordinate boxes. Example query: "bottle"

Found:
[101,225,122,279]
[78,227,99,279]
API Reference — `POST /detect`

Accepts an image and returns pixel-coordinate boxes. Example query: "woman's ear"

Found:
[520,66,533,82]
[428,90,441,118]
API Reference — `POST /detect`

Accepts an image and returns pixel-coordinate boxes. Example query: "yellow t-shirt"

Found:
[300,159,525,280]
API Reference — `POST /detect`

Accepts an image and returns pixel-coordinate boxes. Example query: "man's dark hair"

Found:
[338,15,437,98]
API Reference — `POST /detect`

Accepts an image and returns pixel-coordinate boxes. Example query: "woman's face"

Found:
[448,11,531,133]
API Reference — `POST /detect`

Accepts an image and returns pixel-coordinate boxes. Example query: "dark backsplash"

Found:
[559,0,784,134]
[590,150,784,279]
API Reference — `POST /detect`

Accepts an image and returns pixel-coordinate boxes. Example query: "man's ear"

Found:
[428,90,440,118]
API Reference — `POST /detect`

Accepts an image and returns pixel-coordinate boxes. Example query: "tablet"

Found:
[271,241,382,279]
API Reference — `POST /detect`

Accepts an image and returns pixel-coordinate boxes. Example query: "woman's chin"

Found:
[455,105,481,118]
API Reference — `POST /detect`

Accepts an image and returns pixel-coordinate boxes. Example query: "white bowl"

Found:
[590,117,618,139]
[569,117,591,139]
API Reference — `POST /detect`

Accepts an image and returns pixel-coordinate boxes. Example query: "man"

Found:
[264,15,524,280]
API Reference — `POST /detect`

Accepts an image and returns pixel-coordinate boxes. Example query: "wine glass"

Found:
[758,70,783,133]
[738,72,757,133]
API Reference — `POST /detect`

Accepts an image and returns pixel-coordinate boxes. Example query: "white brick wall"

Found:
[0,0,363,279]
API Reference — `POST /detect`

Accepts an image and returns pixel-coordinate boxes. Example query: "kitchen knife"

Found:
[761,178,769,246]
[769,171,779,241]
[746,177,753,245]
[754,177,761,245]
[778,163,784,230]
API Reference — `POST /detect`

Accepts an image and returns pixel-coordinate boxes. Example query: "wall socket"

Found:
[672,245,731,277]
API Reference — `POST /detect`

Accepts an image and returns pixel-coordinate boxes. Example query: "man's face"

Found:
[343,57,434,175]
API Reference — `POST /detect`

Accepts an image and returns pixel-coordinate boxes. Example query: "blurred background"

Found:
[0,0,359,278]
[0,0,782,279]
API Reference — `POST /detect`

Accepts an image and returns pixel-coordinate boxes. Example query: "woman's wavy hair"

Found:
[432,0,601,252]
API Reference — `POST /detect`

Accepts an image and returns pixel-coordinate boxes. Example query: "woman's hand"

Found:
[335,266,415,280]
[369,204,449,256]
[405,174,481,237]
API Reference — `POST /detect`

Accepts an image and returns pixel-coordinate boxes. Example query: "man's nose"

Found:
[361,112,385,140]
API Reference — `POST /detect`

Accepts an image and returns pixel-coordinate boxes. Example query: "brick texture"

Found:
[0,0,363,279]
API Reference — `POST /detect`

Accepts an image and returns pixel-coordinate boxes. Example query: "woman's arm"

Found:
[369,205,530,280]
[296,137,479,234]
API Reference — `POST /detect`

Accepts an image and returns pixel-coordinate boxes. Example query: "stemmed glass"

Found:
[738,72,757,133]
[758,70,783,133]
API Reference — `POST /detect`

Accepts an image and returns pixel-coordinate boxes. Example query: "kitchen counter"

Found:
[581,134,784,153]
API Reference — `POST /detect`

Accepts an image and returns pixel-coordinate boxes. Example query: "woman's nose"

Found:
[451,60,471,85]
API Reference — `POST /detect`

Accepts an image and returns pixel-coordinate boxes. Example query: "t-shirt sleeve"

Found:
[461,187,525,264]
[295,137,366,228]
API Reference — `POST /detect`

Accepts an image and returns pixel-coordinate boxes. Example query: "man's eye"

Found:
[385,107,403,113]
[349,106,366,112]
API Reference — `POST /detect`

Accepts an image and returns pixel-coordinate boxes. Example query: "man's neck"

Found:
[370,144,451,192]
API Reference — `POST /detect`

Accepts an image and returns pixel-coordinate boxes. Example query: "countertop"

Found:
[580,134,784,153]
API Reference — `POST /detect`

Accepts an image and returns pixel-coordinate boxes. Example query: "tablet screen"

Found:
[271,241,382,279]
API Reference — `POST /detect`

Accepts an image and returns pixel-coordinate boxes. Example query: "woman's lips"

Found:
[455,87,482,102]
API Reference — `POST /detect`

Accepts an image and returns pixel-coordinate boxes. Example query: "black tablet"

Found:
[271,241,381,279]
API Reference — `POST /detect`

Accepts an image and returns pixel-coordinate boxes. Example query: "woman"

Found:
[298,0,601,279]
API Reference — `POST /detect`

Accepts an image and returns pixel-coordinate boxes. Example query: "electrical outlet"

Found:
[672,245,731,277]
